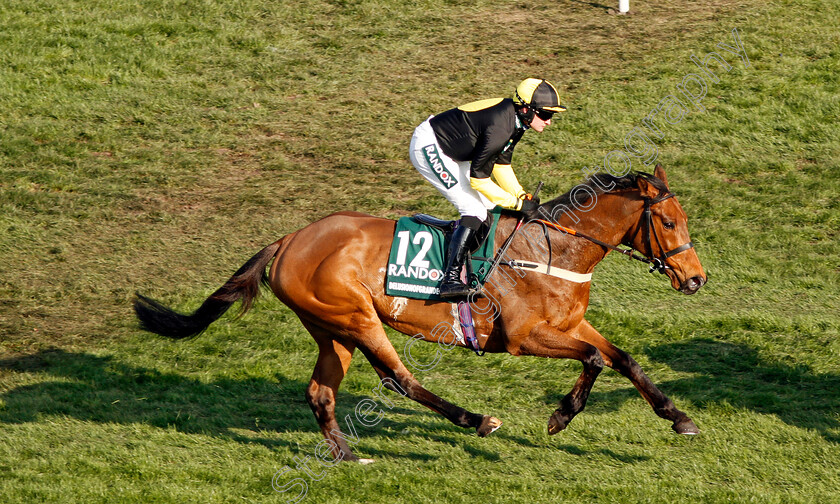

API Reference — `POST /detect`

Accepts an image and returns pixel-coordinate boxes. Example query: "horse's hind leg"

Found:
[301,322,363,462]
[575,320,698,434]
[359,326,502,437]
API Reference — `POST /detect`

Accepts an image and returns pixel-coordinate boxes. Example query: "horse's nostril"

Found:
[680,276,706,294]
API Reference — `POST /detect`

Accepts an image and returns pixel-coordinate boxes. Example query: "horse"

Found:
[134,164,706,463]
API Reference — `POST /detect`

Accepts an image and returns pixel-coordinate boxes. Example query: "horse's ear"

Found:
[654,163,669,188]
[637,175,660,199]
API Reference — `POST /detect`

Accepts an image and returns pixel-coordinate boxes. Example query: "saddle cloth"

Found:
[384,208,501,301]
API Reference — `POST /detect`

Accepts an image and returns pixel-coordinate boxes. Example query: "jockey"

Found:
[409,78,566,298]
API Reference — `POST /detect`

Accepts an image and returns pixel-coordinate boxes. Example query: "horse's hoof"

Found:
[339,451,360,463]
[357,458,376,465]
[547,410,571,435]
[477,415,502,437]
[672,418,700,435]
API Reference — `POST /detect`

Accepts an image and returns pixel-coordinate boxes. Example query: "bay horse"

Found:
[134,164,706,462]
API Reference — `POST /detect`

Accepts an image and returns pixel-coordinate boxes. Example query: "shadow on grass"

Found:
[567,0,614,12]
[581,338,840,443]
[556,444,652,463]
[0,349,530,460]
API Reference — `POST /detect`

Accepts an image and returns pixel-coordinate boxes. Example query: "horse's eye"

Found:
[663,221,676,230]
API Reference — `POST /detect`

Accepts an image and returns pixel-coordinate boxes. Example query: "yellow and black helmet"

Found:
[513,78,567,113]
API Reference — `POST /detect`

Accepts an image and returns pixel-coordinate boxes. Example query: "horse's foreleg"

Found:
[359,328,502,437]
[519,323,604,434]
[574,320,698,434]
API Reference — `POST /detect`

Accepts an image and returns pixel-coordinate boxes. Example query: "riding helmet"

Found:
[513,78,567,113]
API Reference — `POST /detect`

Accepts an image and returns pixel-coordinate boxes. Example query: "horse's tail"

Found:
[133,240,283,339]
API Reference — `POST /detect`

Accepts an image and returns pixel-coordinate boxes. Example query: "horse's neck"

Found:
[568,190,642,248]
[510,191,642,273]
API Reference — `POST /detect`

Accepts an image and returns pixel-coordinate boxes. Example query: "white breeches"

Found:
[409,117,493,220]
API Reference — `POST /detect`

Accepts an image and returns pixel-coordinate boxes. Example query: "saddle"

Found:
[412,213,494,254]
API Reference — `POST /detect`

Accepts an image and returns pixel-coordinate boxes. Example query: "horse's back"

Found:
[268,211,396,315]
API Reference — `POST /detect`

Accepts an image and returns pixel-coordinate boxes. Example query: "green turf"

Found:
[1,0,839,502]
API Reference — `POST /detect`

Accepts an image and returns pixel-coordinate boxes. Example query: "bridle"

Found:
[533,190,695,275]
[626,192,695,274]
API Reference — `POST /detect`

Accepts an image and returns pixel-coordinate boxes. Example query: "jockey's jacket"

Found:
[430,97,529,210]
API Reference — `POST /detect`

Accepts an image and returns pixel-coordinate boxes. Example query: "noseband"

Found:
[629,192,695,274]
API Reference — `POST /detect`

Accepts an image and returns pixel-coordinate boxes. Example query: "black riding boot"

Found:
[438,225,475,299]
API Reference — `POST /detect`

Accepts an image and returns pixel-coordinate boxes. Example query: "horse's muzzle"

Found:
[679,275,706,295]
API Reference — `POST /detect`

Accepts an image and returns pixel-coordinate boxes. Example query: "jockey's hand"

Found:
[522,193,541,206]
[518,198,539,214]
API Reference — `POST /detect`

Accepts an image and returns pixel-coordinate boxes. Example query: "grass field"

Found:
[1,0,839,502]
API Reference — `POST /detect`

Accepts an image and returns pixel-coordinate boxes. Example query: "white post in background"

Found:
[619,0,630,14]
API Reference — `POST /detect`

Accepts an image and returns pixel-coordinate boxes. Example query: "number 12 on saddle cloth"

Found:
[384,209,500,302]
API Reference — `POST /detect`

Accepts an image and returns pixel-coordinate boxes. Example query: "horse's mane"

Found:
[540,171,669,215]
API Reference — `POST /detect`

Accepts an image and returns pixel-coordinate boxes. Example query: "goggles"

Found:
[534,108,555,121]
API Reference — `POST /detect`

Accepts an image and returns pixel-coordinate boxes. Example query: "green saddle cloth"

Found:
[385,208,501,301]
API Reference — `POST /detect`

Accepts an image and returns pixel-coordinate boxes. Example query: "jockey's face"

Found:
[529,112,551,132]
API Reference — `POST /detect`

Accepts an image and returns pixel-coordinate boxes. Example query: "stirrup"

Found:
[467,284,485,299]
[439,280,472,299]
[439,281,484,300]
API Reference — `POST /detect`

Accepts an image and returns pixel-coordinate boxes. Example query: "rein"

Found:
[491,190,694,277]
[532,219,654,269]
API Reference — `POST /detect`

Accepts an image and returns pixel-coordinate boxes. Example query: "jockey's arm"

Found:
[491,164,526,200]
[470,164,528,210]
